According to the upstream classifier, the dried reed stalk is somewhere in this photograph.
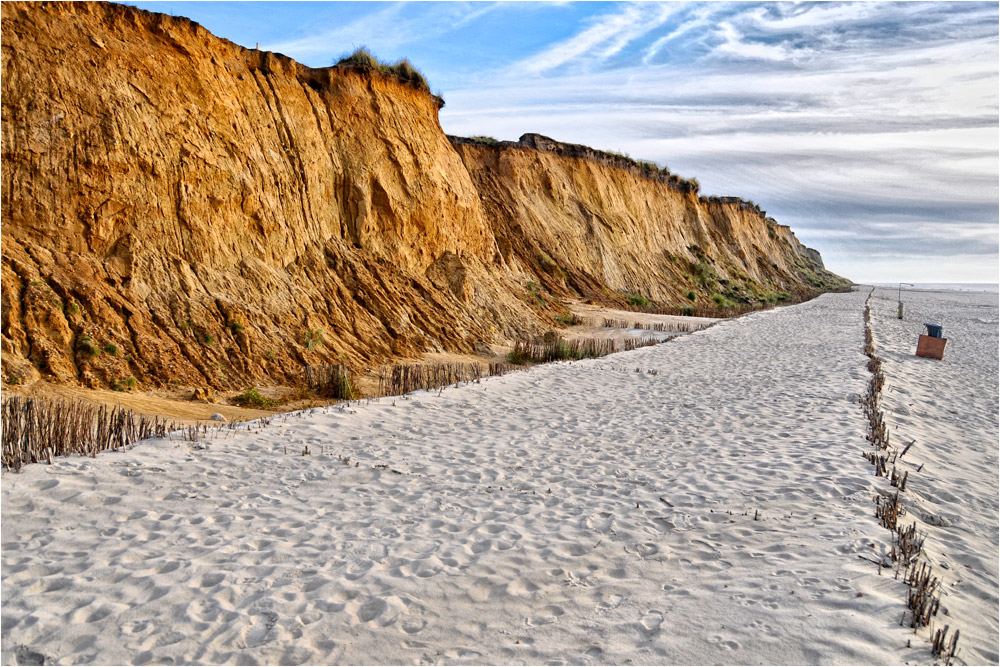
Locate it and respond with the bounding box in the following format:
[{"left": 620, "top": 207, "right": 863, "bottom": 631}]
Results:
[
  {"left": 931, "top": 625, "right": 960, "bottom": 665},
  {"left": 905, "top": 561, "right": 942, "bottom": 628},
  {"left": 875, "top": 490, "right": 904, "bottom": 530}
]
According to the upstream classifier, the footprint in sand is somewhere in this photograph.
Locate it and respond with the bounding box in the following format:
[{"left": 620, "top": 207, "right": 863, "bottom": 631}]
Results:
[
  {"left": 401, "top": 618, "right": 426, "bottom": 634},
  {"left": 710, "top": 635, "right": 740, "bottom": 650},
  {"left": 625, "top": 542, "right": 660, "bottom": 559},
  {"left": 356, "top": 598, "right": 387, "bottom": 623},
  {"left": 584, "top": 512, "right": 615, "bottom": 532},
  {"left": 242, "top": 611, "right": 278, "bottom": 648},
  {"left": 469, "top": 539, "right": 492, "bottom": 554},
  {"left": 640, "top": 610, "right": 664, "bottom": 634},
  {"left": 345, "top": 560, "right": 374, "bottom": 581},
  {"left": 200, "top": 573, "right": 225, "bottom": 588},
  {"left": 527, "top": 605, "right": 565, "bottom": 626},
  {"left": 596, "top": 593, "right": 624, "bottom": 611},
  {"left": 123, "top": 620, "right": 150, "bottom": 635}
]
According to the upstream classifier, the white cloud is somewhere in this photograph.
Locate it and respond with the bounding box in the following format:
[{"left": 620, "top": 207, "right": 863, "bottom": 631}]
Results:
[
  {"left": 642, "top": 4, "right": 719, "bottom": 64},
  {"left": 511, "top": 2, "right": 681, "bottom": 76},
  {"left": 713, "top": 21, "right": 792, "bottom": 61},
  {"left": 748, "top": 3, "right": 877, "bottom": 32}
]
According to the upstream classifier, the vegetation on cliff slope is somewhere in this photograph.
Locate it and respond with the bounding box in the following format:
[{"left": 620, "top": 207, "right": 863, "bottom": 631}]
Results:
[{"left": 334, "top": 47, "right": 443, "bottom": 106}]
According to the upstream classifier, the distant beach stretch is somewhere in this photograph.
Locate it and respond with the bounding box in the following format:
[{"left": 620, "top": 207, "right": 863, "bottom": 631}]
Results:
[{"left": 3, "top": 287, "right": 996, "bottom": 665}]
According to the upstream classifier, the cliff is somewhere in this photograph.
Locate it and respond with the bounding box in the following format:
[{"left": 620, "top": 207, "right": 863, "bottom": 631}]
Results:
[
  {"left": 450, "top": 134, "right": 843, "bottom": 305},
  {"left": 0, "top": 2, "right": 848, "bottom": 391}
]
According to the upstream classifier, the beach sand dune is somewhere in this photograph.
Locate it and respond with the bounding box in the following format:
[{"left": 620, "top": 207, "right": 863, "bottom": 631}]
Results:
[{"left": 3, "top": 289, "right": 996, "bottom": 665}]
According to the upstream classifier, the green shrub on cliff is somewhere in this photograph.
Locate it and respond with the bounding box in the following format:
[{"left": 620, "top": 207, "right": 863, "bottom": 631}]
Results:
[
  {"left": 111, "top": 377, "right": 136, "bottom": 392},
  {"left": 554, "top": 313, "right": 582, "bottom": 327},
  {"left": 233, "top": 388, "right": 275, "bottom": 409},
  {"left": 76, "top": 335, "right": 99, "bottom": 358},
  {"left": 712, "top": 294, "right": 735, "bottom": 308},
  {"left": 304, "top": 328, "right": 325, "bottom": 351},
  {"left": 626, "top": 294, "right": 650, "bottom": 307},
  {"left": 692, "top": 261, "right": 716, "bottom": 288}
]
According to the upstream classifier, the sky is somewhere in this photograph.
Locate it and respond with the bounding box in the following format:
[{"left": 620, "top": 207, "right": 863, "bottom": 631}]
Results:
[{"left": 124, "top": 1, "right": 999, "bottom": 284}]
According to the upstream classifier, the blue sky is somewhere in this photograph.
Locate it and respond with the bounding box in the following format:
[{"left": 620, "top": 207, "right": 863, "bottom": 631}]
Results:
[{"left": 124, "top": 1, "right": 999, "bottom": 284}]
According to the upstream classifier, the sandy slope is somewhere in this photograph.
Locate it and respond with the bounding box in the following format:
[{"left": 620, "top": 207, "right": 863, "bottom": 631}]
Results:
[{"left": 2, "top": 289, "right": 993, "bottom": 665}]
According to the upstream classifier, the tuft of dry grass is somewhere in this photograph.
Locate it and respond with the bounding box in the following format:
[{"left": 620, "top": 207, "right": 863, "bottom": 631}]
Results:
[
  {"left": 601, "top": 318, "right": 698, "bottom": 333},
  {"left": 232, "top": 388, "right": 275, "bottom": 409},
  {"left": 334, "top": 47, "right": 432, "bottom": 94}
]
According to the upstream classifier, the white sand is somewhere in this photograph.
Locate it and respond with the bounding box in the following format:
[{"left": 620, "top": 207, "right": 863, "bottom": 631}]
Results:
[
  {"left": 2, "top": 289, "right": 996, "bottom": 665},
  {"left": 867, "top": 286, "right": 999, "bottom": 665}
]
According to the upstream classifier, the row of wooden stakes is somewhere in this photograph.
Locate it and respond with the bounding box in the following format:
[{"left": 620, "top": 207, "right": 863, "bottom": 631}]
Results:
[
  {"left": 1, "top": 395, "right": 175, "bottom": 472},
  {"left": 862, "top": 290, "right": 960, "bottom": 664}
]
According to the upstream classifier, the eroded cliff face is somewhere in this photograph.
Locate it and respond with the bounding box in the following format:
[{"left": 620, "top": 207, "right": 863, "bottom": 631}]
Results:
[
  {"left": 1, "top": 2, "right": 846, "bottom": 391},
  {"left": 451, "top": 135, "right": 844, "bottom": 306},
  {"left": 0, "top": 1, "right": 535, "bottom": 390}
]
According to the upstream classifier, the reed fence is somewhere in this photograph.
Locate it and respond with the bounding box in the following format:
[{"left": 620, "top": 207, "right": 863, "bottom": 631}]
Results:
[
  {"left": 2, "top": 395, "right": 174, "bottom": 472},
  {"left": 376, "top": 362, "right": 511, "bottom": 397},
  {"left": 305, "top": 363, "right": 355, "bottom": 399},
  {"left": 601, "top": 318, "right": 699, "bottom": 333}
]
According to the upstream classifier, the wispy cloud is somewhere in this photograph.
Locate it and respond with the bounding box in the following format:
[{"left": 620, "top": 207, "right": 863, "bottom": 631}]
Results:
[
  {"left": 642, "top": 4, "right": 719, "bottom": 64},
  {"left": 264, "top": 2, "right": 502, "bottom": 61},
  {"left": 510, "top": 2, "right": 680, "bottom": 76},
  {"left": 748, "top": 2, "right": 879, "bottom": 32}
]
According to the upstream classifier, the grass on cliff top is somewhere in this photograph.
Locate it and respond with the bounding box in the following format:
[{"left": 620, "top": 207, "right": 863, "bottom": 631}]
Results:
[
  {"left": 334, "top": 47, "right": 437, "bottom": 99},
  {"left": 578, "top": 147, "right": 700, "bottom": 193}
]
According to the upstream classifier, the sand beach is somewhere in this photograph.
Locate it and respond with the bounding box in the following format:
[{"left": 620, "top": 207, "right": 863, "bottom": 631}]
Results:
[{"left": 2, "top": 288, "right": 997, "bottom": 665}]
